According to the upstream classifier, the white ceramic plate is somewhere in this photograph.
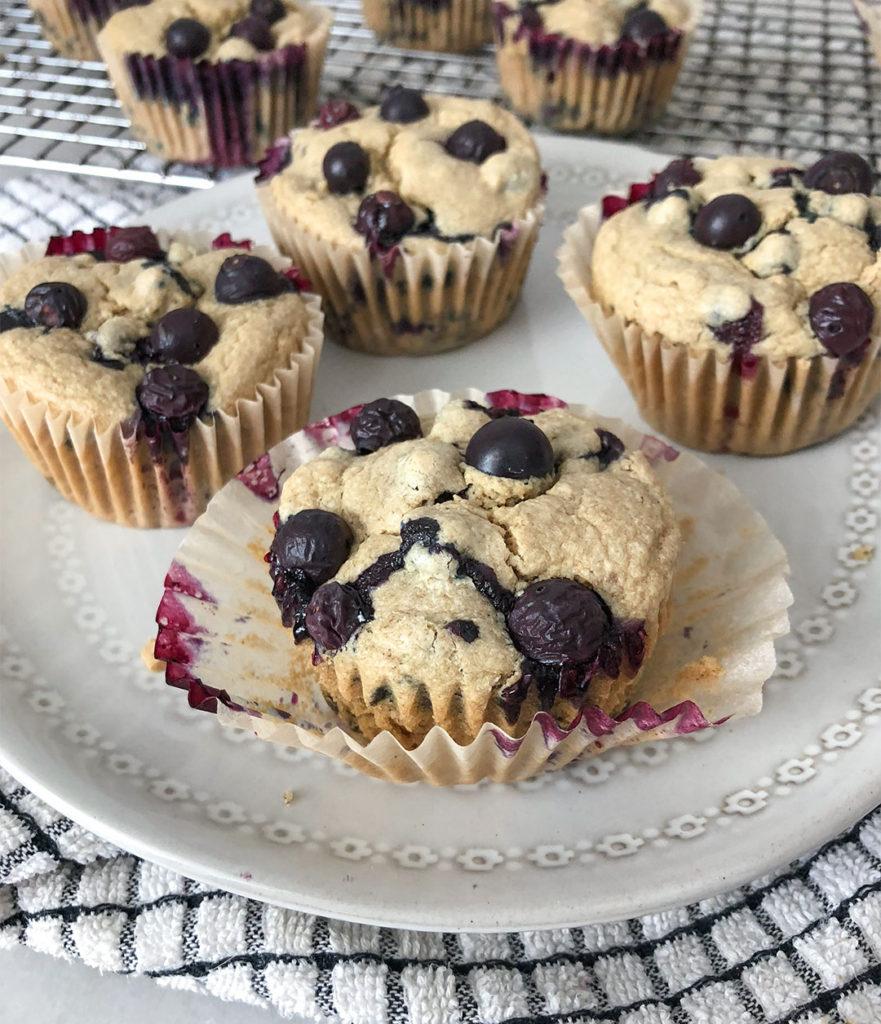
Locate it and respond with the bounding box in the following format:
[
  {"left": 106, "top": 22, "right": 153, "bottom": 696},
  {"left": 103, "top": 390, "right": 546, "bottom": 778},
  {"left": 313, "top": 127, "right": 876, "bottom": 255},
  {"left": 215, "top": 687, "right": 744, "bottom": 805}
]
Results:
[{"left": 1, "top": 137, "right": 879, "bottom": 933}]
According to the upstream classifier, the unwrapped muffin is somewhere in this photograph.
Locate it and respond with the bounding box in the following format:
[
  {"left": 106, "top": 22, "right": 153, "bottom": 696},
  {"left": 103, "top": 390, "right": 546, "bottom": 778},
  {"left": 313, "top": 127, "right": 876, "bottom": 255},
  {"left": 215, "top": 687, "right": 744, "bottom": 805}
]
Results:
[
  {"left": 27, "top": 0, "right": 148, "bottom": 61},
  {"left": 559, "top": 151, "right": 881, "bottom": 454},
  {"left": 491, "top": 0, "right": 699, "bottom": 134},
  {"left": 256, "top": 87, "right": 545, "bottom": 354},
  {"left": 97, "top": 0, "right": 333, "bottom": 167},
  {"left": 0, "top": 226, "right": 323, "bottom": 527},
  {"left": 267, "top": 394, "right": 680, "bottom": 747},
  {"left": 360, "top": 0, "right": 492, "bottom": 53}
]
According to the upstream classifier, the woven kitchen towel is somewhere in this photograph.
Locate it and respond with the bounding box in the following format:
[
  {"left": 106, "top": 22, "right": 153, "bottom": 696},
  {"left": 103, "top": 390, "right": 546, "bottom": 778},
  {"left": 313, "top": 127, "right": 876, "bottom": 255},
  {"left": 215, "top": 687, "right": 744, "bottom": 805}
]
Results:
[{"left": 2, "top": 767, "right": 881, "bottom": 1024}]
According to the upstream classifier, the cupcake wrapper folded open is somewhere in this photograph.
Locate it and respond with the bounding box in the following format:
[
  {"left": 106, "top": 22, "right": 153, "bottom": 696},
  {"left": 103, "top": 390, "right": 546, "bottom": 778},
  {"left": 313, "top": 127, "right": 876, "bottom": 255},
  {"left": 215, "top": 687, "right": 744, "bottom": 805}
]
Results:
[
  {"left": 155, "top": 388, "right": 792, "bottom": 785},
  {"left": 557, "top": 202, "right": 881, "bottom": 455},
  {"left": 361, "top": 0, "right": 493, "bottom": 53},
  {"left": 0, "top": 230, "right": 324, "bottom": 528}
]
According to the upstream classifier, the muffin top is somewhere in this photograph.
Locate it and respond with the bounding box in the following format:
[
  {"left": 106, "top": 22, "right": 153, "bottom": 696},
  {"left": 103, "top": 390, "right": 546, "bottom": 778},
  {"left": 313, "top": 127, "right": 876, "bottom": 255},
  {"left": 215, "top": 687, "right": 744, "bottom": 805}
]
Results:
[
  {"left": 258, "top": 88, "right": 543, "bottom": 249},
  {"left": 591, "top": 151, "right": 881, "bottom": 363},
  {"left": 268, "top": 395, "right": 680, "bottom": 737},
  {"left": 498, "top": 0, "right": 689, "bottom": 45},
  {"left": 99, "top": 0, "right": 327, "bottom": 62},
  {"left": 0, "top": 227, "right": 313, "bottom": 430}
]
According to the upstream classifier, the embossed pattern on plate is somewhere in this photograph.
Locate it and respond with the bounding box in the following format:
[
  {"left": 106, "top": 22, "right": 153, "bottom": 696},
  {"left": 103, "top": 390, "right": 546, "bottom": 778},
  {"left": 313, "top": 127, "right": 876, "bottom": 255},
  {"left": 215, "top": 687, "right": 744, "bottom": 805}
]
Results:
[{"left": 0, "top": 137, "right": 878, "bottom": 931}]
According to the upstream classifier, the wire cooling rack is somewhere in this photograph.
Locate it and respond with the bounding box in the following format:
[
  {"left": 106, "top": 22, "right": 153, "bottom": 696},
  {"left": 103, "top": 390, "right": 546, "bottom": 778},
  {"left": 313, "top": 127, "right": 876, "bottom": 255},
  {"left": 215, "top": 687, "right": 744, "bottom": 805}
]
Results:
[{"left": 0, "top": 0, "right": 878, "bottom": 240}]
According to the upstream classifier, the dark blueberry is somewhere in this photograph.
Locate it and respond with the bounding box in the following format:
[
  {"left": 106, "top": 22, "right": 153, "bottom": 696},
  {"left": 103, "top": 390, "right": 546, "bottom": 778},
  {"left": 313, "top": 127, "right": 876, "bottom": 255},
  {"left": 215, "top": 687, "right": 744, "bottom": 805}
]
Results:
[
  {"left": 594, "top": 428, "right": 625, "bottom": 469},
  {"left": 507, "top": 578, "right": 609, "bottom": 665},
  {"left": 249, "top": 0, "right": 285, "bottom": 23},
  {"left": 711, "top": 299, "right": 764, "bottom": 354},
  {"left": 0, "top": 307, "right": 32, "bottom": 332},
  {"left": 24, "top": 282, "right": 87, "bottom": 329},
  {"left": 803, "top": 151, "right": 874, "bottom": 196},
  {"left": 444, "top": 121, "right": 507, "bottom": 164},
  {"left": 271, "top": 509, "right": 354, "bottom": 584},
  {"left": 350, "top": 398, "right": 422, "bottom": 454},
  {"left": 446, "top": 619, "right": 479, "bottom": 643},
  {"left": 314, "top": 98, "right": 361, "bottom": 129},
  {"left": 650, "top": 157, "right": 701, "bottom": 199},
  {"left": 229, "top": 15, "right": 275, "bottom": 50},
  {"left": 104, "top": 226, "right": 163, "bottom": 263},
  {"left": 465, "top": 417, "right": 553, "bottom": 480},
  {"left": 305, "top": 582, "right": 369, "bottom": 650},
  {"left": 141, "top": 308, "right": 219, "bottom": 364},
  {"left": 769, "top": 167, "right": 801, "bottom": 189},
  {"left": 322, "top": 141, "right": 370, "bottom": 195},
  {"left": 865, "top": 218, "right": 881, "bottom": 253},
  {"left": 165, "top": 17, "right": 211, "bottom": 59},
  {"left": 214, "top": 254, "right": 292, "bottom": 304},
  {"left": 621, "top": 5, "right": 668, "bottom": 42},
  {"left": 136, "top": 364, "right": 209, "bottom": 421},
  {"left": 693, "top": 194, "right": 762, "bottom": 249},
  {"left": 519, "top": 3, "right": 543, "bottom": 29},
  {"left": 808, "top": 283, "right": 874, "bottom": 357},
  {"left": 354, "top": 191, "right": 415, "bottom": 249},
  {"left": 379, "top": 85, "right": 429, "bottom": 124}
]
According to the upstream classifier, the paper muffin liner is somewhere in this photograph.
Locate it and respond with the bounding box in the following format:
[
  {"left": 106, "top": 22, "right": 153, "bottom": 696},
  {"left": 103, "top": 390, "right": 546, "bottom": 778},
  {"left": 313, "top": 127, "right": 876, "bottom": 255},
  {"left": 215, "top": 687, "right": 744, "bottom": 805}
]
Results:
[
  {"left": 98, "top": 6, "right": 333, "bottom": 167},
  {"left": 360, "top": 0, "right": 492, "bottom": 53},
  {"left": 27, "top": 0, "right": 107, "bottom": 60},
  {"left": 557, "top": 201, "right": 881, "bottom": 455},
  {"left": 258, "top": 177, "right": 545, "bottom": 355},
  {"left": 854, "top": 1, "right": 881, "bottom": 67},
  {"left": 0, "top": 229, "right": 324, "bottom": 528},
  {"left": 155, "top": 387, "right": 791, "bottom": 786},
  {"left": 491, "top": 0, "right": 700, "bottom": 134}
]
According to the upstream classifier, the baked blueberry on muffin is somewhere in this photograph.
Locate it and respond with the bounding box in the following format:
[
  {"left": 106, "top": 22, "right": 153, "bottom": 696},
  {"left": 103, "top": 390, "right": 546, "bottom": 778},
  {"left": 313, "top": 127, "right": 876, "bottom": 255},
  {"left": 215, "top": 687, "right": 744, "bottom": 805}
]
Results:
[
  {"left": 256, "top": 87, "right": 545, "bottom": 354},
  {"left": 360, "top": 0, "right": 492, "bottom": 53},
  {"left": 567, "top": 151, "right": 881, "bottom": 454},
  {"left": 0, "top": 226, "right": 322, "bottom": 526},
  {"left": 492, "top": 0, "right": 698, "bottom": 134},
  {"left": 27, "top": 0, "right": 150, "bottom": 61},
  {"left": 97, "top": 0, "right": 333, "bottom": 167},
  {"left": 267, "top": 394, "right": 680, "bottom": 747}
]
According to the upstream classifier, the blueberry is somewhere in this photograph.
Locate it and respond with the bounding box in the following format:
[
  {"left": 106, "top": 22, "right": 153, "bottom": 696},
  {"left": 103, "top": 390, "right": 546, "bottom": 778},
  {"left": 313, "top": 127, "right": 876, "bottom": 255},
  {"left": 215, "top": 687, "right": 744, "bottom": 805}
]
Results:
[
  {"left": 0, "top": 307, "right": 34, "bottom": 332},
  {"left": 24, "top": 282, "right": 87, "bottom": 329},
  {"left": 693, "top": 194, "right": 762, "bottom": 249},
  {"left": 249, "top": 0, "right": 285, "bottom": 23},
  {"left": 444, "top": 121, "right": 507, "bottom": 164},
  {"left": 446, "top": 619, "right": 479, "bottom": 642},
  {"left": 621, "top": 5, "right": 668, "bottom": 42},
  {"left": 214, "top": 254, "right": 292, "bottom": 304},
  {"left": 271, "top": 509, "right": 354, "bottom": 584},
  {"left": 305, "top": 582, "right": 369, "bottom": 649},
  {"left": 140, "top": 308, "right": 219, "bottom": 364},
  {"left": 808, "top": 283, "right": 874, "bottom": 356},
  {"left": 769, "top": 167, "right": 801, "bottom": 189},
  {"left": 322, "top": 141, "right": 370, "bottom": 195},
  {"left": 379, "top": 85, "right": 429, "bottom": 124},
  {"left": 104, "top": 226, "right": 163, "bottom": 263},
  {"left": 315, "top": 98, "right": 361, "bottom": 129},
  {"left": 650, "top": 157, "right": 701, "bottom": 199},
  {"left": 354, "top": 192, "right": 415, "bottom": 249},
  {"left": 229, "top": 15, "right": 275, "bottom": 50},
  {"left": 136, "top": 364, "right": 209, "bottom": 421},
  {"left": 594, "top": 428, "right": 625, "bottom": 469},
  {"left": 350, "top": 398, "right": 422, "bottom": 454},
  {"left": 518, "top": 3, "right": 543, "bottom": 29},
  {"left": 165, "top": 17, "right": 211, "bottom": 59},
  {"left": 465, "top": 417, "right": 553, "bottom": 480},
  {"left": 507, "top": 578, "right": 609, "bottom": 665},
  {"left": 803, "top": 151, "right": 874, "bottom": 195}
]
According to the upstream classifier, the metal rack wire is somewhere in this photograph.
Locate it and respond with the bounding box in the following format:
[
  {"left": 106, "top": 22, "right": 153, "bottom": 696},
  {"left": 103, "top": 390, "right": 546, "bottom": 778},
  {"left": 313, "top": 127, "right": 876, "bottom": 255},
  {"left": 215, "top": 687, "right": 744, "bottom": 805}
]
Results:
[{"left": 0, "top": 0, "right": 878, "bottom": 239}]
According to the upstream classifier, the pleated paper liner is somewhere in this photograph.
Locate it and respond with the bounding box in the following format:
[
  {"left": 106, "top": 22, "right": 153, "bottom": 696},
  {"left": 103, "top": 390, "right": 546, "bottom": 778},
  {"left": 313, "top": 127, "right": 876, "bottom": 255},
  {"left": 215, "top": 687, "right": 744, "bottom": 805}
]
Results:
[
  {"left": 155, "top": 388, "right": 792, "bottom": 786},
  {"left": 491, "top": 0, "right": 701, "bottom": 134},
  {"left": 257, "top": 183, "right": 545, "bottom": 355},
  {"left": 361, "top": 0, "right": 493, "bottom": 53},
  {"left": 98, "top": 5, "right": 333, "bottom": 167},
  {"left": 27, "top": 0, "right": 104, "bottom": 60},
  {"left": 0, "top": 230, "right": 324, "bottom": 528},
  {"left": 557, "top": 202, "right": 881, "bottom": 455}
]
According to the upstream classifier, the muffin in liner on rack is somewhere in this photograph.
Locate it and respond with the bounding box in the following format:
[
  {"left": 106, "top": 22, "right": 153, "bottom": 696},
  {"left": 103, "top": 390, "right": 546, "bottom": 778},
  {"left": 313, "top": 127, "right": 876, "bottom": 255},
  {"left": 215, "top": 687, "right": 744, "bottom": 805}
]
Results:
[
  {"left": 97, "top": 0, "right": 333, "bottom": 167},
  {"left": 0, "top": 226, "right": 323, "bottom": 527},
  {"left": 360, "top": 0, "right": 492, "bottom": 53},
  {"left": 154, "top": 389, "right": 791, "bottom": 786},
  {"left": 491, "top": 0, "right": 701, "bottom": 134},
  {"left": 854, "top": 0, "right": 881, "bottom": 68},
  {"left": 256, "top": 87, "right": 545, "bottom": 355},
  {"left": 558, "top": 152, "right": 881, "bottom": 455},
  {"left": 27, "top": 0, "right": 141, "bottom": 61}
]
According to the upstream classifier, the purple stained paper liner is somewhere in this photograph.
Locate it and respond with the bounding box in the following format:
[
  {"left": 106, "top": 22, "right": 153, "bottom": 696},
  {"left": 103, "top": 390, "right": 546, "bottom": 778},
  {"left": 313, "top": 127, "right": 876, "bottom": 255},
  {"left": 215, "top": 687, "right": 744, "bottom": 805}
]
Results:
[
  {"left": 360, "top": 0, "right": 493, "bottom": 54},
  {"left": 154, "top": 388, "right": 791, "bottom": 785},
  {"left": 27, "top": 0, "right": 134, "bottom": 61}
]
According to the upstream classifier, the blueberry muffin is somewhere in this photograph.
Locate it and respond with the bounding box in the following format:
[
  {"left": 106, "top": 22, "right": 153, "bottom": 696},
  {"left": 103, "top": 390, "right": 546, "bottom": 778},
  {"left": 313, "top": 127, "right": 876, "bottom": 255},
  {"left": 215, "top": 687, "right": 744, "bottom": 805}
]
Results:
[
  {"left": 256, "top": 87, "right": 545, "bottom": 354},
  {"left": 0, "top": 226, "right": 322, "bottom": 526},
  {"left": 267, "top": 394, "right": 680, "bottom": 747},
  {"left": 854, "top": 0, "right": 881, "bottom": 68},
  {"left": 360, "top": 0, "right": 492, "bottom": 53},
  {"left": 492, "top": 0, "right": 699, "bottom": 134},
  {"left": 97, "top": 0, "right": 333, "bottom": 167},
  {"left": 27, "top": 0, "right": 149, "bottom": 61},
  {"left": 558, "top": 151, "right": 881, "bottom": 454}
]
